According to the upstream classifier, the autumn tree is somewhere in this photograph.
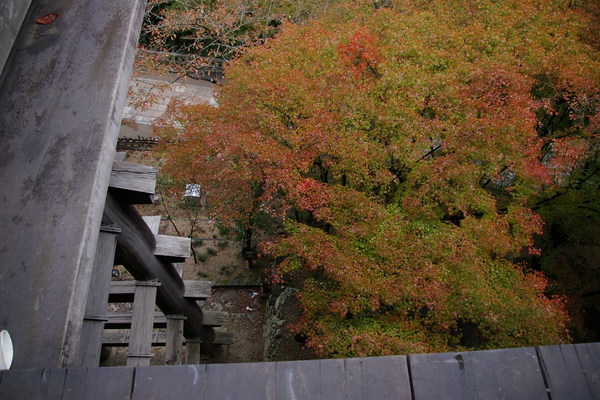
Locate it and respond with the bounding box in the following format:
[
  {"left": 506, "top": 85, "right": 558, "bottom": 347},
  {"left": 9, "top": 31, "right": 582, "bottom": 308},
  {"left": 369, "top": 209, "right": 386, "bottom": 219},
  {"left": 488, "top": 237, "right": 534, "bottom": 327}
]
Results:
[
  {"left": 160, "top": 0, "right": 599, "bottom": 356},
  {"left": 137, "top": 0, "right": 339, "bottom": 78}
]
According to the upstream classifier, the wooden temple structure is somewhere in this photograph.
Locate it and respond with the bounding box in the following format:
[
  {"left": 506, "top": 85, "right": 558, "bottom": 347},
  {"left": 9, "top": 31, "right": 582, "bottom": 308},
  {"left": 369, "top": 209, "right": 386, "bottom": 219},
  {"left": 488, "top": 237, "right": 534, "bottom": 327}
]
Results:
[{"left": 0, "top": 0, "right": 599, "bottom": 399}]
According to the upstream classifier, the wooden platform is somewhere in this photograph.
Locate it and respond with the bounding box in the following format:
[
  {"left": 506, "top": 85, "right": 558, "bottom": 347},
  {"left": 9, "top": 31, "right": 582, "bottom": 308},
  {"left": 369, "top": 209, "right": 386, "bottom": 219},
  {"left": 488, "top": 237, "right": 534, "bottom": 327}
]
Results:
[{"left": 0, "top": 343, "right": 598, "bottom": 399}]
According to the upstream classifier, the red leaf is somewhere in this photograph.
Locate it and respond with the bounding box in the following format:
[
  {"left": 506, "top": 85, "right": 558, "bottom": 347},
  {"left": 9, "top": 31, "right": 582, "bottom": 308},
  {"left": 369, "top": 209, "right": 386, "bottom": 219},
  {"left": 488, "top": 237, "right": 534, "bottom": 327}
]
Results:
[{"left": 36, "top": 13, "right": 58, "bottom": 25}]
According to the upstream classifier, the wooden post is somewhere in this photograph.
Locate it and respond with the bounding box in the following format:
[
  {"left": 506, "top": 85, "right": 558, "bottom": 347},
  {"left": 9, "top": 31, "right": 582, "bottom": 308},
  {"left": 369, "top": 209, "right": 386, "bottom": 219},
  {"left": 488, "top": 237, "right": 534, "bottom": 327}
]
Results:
[
  {"left": 76, "top": 225, "right": 121, "bottom": 367},
  {"left": 165, "top": 315, "right": 187, "bottom": 365},
  {"left": 186, "top": 338, "right": 202, "bottom": 365},
  {"left": 127, "top": 281, "right": 161, "bottom": 367}
]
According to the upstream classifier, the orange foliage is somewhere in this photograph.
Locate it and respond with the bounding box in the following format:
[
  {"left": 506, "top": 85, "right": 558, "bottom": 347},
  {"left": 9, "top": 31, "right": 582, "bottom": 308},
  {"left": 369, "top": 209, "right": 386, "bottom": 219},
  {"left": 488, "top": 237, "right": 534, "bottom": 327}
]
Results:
[{"left": 159, "top": 0, "right": 600, "bottom": 356}]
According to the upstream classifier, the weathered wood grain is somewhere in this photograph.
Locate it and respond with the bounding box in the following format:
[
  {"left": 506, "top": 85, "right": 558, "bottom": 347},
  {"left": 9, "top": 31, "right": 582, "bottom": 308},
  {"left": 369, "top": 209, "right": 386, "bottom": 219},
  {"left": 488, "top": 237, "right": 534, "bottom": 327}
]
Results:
[
  {"left": 276, "top": 360, "right": 320, "bottom": 399},
  {"left": 132, "top": 365, "right": 206, "bottom": 399},
  {"left": 104, "top": 192, "right": 215, "bottom": 348},
  {"left": 186, "top": 338, "right": 202, "bottom": 365},
  {"left": 318, "top": 359, "right": 346, "bottom": 400},
  {"left": 410, "top": 352, "right": 477, "bottom": 400},
  {"left": 108, "top": 279, "right": 212, "bottom": 302},
  {"left": 106, "top": 310, "right": 225, "bottom": 328},
  {"left": 204, "top": 362, "right": 276, "bottom": 400},
  {"left": 361, "top": 356, "right": 411, "bottom": 400},
  {"left": 61, "top": 368, "right": 88, "bottom": 400},
  {"left": 0, "top": 369, "right": 51, "bottom": 399},
  {"left": 341, "top": 358, "right": 365, "bottom": 400},
  {"left": 155, "top": 234, "right": 191, "bottom": 261},
  {"left": 468, "top": 347, "right": 547, "bottom": 400},
  {"left": 110, "top": 161, "right": 157, "bottom": 204},
  {"left": 70, "top": 367, "right": 134, "bottom": 400},
  {"left": 184, "top": 280, "right": 213, "bottom": 299},
  {"left": 166, "top": 315, "right": 186, "bottom": 365},
  {"left": 1, "top": 344, "right": 599, "bottom": 399},
  {"left": 0, "top": 0, "right": 146, "bottom": 369},
  {"left": 127, "top": 281, "right": 160, "bottom": 367},
  {"left": 103, "top": 329, "right": 233, "bottom": 346},
  {"left": 537, "top": 344, "right": 595, "bottom": 400},
  {"left": 573, "top": 342, "right": 600, "bottom": 398},
  {"left": 76, "top": 227, "right": 119, "bottom": 367},
  {"left": 213, "top": 329, "right": 234, "bottom": 345},
  {"left": 45, "top": 368, "right": 69, "bottom": 399}
]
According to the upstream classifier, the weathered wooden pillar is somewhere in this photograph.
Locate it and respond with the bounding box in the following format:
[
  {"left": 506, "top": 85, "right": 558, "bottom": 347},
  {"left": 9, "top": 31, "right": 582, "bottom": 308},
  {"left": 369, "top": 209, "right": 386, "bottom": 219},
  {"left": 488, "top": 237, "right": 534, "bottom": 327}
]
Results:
[
  {"left": 76, "top": 225, "right": 121, "bottom": 367},
  {"left": 186, "top": 338, "right": 202, "bottom": 365},
  {"left": 0, "top": 0, "right": 147, "bottom": 369},
  {"left": 126, "top": 280, "right": 161, "bottom": 367},
  {"left": 165, "top": 314, "right": 186, "bottom": 365}
]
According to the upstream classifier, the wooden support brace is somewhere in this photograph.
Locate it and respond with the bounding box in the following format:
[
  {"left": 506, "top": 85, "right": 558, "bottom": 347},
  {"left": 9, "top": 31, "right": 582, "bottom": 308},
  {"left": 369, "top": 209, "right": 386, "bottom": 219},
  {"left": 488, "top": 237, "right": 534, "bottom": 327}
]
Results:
[
  {"left": 183, "top": 280, "right": 213, "bottom": 300},
  {"left": 126, "top": 281, "right": 161, "bottom": 367},
  {"left": 103, "top": 329, "right": 233, "bottom": 347},
  {"left": 103, "top": 192, "right": 216, "bottom": 350},
  {"left": 165, "top": 315, "right": 186, "bottom": 365},
  {"left": 76, "top": 225, "right": 121, "bottom": 367},
  {"left": 108, "top": 280, "right": 212, "bottom": 302},
  {"left": 106, "top": 310, "right": 225, "bottom": 328},
  {"left": 142, "top": 216, "right": 191, "bottom": 263},
  {"left": 154, "top": 234, "right": 191, "bottom": 262},
  {"left": 110, "top": 161, "right": 157, "bottom": 204}
]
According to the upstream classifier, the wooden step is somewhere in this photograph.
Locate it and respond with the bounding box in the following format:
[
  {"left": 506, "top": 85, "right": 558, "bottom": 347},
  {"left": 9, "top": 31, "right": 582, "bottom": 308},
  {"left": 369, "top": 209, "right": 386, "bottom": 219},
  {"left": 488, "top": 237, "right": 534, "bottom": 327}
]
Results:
[
  {"left": 155, "top": 234, "right": 191, "bottom": 262},
  {"left": 103, "top": 328, "right": 233, "bottom": 346},
  {"left": 183, "top": 280, "right": 213, "bottom": 299},
  {"left": 109, "top": 161, "right": 157, "bottom": 204},
  {"left": 109, "top": 280, "right": 212, "bottom": 302},
  {"left": 105, "top": 311, "right": 226, "bottom": 329},
  {"left": 141, "top": 216, "right": 191, "bottom": 263}
]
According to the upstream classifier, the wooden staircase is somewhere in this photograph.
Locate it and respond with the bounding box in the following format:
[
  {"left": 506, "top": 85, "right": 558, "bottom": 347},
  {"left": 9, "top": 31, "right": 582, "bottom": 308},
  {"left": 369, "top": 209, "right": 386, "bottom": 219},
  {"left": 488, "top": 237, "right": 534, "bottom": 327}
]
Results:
[{"left": 95, "top": 159, "right": 233, "bottom": 366}]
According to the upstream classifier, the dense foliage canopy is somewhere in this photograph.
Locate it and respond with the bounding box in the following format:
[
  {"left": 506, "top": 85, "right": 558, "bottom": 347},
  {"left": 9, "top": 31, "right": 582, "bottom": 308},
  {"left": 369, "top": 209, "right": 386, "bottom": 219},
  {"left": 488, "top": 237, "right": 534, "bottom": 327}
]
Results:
[
  {"left": 138, "top": 0, "right": 337, "bottom": 76},
  {"left": 160, "top": 0, "right": 599, "bottom": 356}
]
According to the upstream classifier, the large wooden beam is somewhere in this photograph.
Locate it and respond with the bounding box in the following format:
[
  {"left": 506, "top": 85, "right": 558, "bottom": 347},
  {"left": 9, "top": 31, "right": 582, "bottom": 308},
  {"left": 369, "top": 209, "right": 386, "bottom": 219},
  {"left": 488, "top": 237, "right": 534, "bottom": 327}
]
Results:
[
  {"left": 0, "top": 0, "right": 147, "bottom": 369},
  {"left": 103, "top": 191, "right": 215, "bottom": 346}
]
